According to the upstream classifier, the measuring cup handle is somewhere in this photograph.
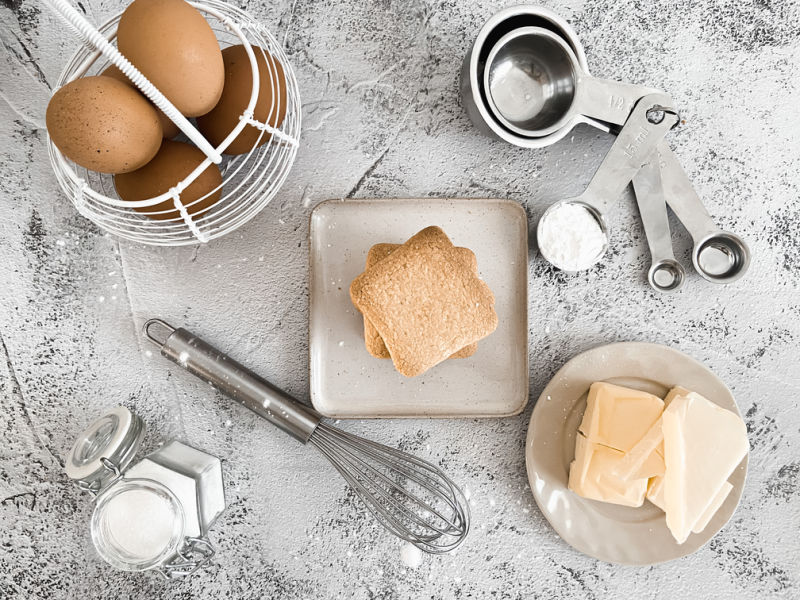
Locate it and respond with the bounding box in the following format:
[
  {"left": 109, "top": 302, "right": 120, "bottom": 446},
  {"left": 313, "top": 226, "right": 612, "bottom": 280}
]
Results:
[
  {"left": 656, "top": 142, "right": 719, "bottom": 240},
  {"left": 575, "top": 77, "right": 659, "bottom": 127},
  {"left": 581, "top": 93, "right": 678, "bottom": 214}
]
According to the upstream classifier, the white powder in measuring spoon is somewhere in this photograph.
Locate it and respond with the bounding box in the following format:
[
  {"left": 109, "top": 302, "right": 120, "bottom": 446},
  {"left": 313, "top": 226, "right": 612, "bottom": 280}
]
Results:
[
  {"left": 538, "top": 202, "right": 607, "bottom": 271},
  {"left": 103, "top": 488, "right": 176, "bottom": 561}
]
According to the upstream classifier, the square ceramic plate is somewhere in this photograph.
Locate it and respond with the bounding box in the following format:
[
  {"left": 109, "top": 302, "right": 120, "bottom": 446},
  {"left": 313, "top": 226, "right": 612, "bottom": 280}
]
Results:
[
  {"left": 525, "top": 342, "right": 748, "bottom": 565},
  {"left": 309, "top": 198, "right": 529, "bottom": 418}
]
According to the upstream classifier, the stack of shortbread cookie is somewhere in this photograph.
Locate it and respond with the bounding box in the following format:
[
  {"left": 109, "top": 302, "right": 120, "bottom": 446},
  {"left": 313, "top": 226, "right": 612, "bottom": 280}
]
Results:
[{"left": 350, "top": 226, "right": 498, "bottom": 377}]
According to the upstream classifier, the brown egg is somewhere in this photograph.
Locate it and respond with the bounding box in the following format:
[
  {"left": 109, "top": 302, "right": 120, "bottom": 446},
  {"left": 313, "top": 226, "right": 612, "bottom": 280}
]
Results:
[
  {"left": 117, "top": 0, "right": 224, "bottom": 117},
  {"left": 101, "top": 65, "right": 180, "bottom": 138},
  {"left": 114, "top": 140, "right": 222, "bottom": 221},
  {"left": 46, "top": 75, "right": 162, "bottom": 173},
  {"left": 197, "top": 44, "right": 287, "bottom": 155}
]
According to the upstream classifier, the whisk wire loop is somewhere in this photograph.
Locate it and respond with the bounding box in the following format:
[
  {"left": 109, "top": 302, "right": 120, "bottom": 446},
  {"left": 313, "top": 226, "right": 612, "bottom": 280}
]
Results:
[
  {"left": 311, "top": 434, "right": 448, "bottom": 538},
  {"left": 310, "top": 423, "right": 470, "bottom": 554},
  {"left": 325, "top": 433, "right": 465, "bottom": 531}
]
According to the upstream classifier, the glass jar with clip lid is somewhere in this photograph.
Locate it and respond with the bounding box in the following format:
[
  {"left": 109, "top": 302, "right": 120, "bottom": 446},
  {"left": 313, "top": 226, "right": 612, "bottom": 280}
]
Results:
[{"left": 65, "top": 406, "right": 226, "bottom": 579}]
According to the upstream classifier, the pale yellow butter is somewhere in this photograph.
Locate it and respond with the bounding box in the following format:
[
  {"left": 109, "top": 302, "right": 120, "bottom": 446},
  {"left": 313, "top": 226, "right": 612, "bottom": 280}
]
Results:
[
  {"left": 568, "top": 433, "right": 647, "bottom": 507},
  {"left": 663, "top": 385, "right": 691, "bottom": 406},
  {"left": 663, "top": 392, "right": 749, "bottom": 544},
  {"left": 692, "top": 481, "right": 733, "bottom": 534},
  {"left": 612, "top": 417, "right": 665, "bottom": 481},
  {"left": 646, "top": 475, "right": 666, "bottom": 510},
  {"left": 578, "top": 382, "right": 664, "bottom": 453},
  {"left": 612, "top": 385, "right": 691, "bottom": 482}
]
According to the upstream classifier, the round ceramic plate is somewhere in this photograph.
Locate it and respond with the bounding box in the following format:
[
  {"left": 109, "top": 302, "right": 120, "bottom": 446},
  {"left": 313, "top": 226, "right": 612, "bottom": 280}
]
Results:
[{"left": 525, "top": 342, "right": 748, "bottom": 565}]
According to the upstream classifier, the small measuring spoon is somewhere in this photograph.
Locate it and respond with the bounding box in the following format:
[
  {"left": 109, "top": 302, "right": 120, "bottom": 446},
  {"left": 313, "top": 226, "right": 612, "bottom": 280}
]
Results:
[
  {"left": 655, "top": 142, "right": 751, "bottom": 283},
  {"left": 537, "top": 93, "right": 679, "bottom": 271},
  {"left": 632, "top": 159, "right": 686, "bottom": 292},
  {"left": 484, "top": 26, "right": 656, "bottom": 137}
]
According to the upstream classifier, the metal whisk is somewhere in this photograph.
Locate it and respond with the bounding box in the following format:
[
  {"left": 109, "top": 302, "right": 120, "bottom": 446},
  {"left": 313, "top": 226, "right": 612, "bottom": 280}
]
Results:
[{"left": 144, "top": 319, "right": 469, "bottom": 553}]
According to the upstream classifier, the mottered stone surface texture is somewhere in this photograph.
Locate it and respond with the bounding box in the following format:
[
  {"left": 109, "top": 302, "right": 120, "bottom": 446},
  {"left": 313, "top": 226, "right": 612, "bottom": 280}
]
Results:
[{"left": 1, "top": 0, "right": 798, "bottom": 597}]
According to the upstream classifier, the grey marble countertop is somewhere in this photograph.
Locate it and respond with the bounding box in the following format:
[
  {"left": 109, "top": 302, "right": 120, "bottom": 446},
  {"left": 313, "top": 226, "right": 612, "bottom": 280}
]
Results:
[{"left": 1, "top": 0, "right": 798, "bottom": 597}]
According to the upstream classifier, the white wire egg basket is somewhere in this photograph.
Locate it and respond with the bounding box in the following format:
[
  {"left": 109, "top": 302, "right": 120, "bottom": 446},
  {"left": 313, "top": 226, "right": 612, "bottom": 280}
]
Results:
[{"left": 46, "top": 0, "right": 301, "bottom": 246}]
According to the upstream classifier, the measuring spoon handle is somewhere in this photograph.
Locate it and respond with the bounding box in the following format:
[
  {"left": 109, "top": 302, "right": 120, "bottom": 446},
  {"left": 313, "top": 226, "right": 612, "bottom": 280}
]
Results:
[
  {"left": 656, "top": 141, "right": 719, "bottom": 241},
  {"left": 580, "top": 93, "right": 677, "bottom": 214},
  {"left": 575, "top": 76, "right": 659, "bottom": 127},
  {"left": 632, "top": 158, "right": 676, "bottom": 262}
]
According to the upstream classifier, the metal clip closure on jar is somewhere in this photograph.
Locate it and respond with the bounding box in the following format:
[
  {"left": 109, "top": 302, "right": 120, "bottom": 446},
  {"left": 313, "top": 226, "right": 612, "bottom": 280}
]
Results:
[{"left": 65, "top": 406, "right": 225, "bottom": 579}]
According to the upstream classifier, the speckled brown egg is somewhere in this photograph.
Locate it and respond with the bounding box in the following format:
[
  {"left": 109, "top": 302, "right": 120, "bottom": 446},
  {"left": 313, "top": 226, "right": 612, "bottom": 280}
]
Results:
[
  {"left": 101, "top": 65, "right": 180, "bottom": 139},
  {"left": 197, "top": 44, "right": 287, "bottom": 155},
  {"left": 114, "top": 139, "right": 222, "bottom": 221},
  {"left": 46, "top": 75, "right": 162, "bottom": 173},
  {"left": 117, "top": 0, "right": 224, "bottom": 117}
]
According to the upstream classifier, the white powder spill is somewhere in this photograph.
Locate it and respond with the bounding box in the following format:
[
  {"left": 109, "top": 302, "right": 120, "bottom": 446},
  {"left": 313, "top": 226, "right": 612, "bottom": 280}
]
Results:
[
  {"left": 538, "top": 203, "right": 607, "bottom": 271},
  {"left": 103, "top": 489, "right": 175, "bottom": 560},
  {"left": 400, "top": 543, "right": 423, "bottom": 569}
]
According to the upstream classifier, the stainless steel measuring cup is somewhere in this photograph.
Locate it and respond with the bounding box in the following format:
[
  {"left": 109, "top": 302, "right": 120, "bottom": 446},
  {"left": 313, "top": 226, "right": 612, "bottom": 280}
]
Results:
[
  {"left": 483, "top": 26, "right": 654, "bottom": 137},
  {"left": 655, "top": 142, "right": 751, "bottom": 283},
  {"left": 536, "top": 93, "right": 678, "bottom": 271},
  {"left": 460, "top": 5, "right": 614, "bottom": 148},
  {"left": 632, "top": 159, "right": 686, "bottom": 292}
]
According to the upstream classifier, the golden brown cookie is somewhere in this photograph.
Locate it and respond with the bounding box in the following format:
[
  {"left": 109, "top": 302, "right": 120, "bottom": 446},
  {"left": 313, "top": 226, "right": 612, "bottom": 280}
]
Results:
[
  {"left": 363, "top": 243, "right": 478, "bottom": 360},
  {"left": 350, "top": 226, "right": 498, "bottom": 377}
]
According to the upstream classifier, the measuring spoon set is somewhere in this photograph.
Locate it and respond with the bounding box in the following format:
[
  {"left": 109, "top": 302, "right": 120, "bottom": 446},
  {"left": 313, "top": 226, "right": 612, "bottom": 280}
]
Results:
[{"left": 461, "top": 5, "right": 750, "bottom": 291}]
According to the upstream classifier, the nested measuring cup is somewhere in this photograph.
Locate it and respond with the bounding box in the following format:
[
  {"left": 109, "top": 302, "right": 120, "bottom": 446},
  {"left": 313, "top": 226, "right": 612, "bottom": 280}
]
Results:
[
  {"left": 483, "top": 26, "right": 654, "bottom": 137},
  {"left": 460, "top": 4, "right": 616, "bottom": 148}
]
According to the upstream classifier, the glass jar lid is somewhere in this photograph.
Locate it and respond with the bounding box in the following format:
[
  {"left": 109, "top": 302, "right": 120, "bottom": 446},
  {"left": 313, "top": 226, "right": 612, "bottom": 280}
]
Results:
[
  {"left": 91, "top": 478, "right": 185, "bottom": 571},
  {"left": 65, "top": 406, "right": 146, "bottom": 493}
]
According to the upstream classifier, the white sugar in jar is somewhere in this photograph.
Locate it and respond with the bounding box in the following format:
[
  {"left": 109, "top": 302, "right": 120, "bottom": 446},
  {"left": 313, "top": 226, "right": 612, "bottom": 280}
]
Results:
[
  {"left": 65, "top": 406, "right": 225, "bottom": 579},
  {"left": 91, "top": 480, "right": 184, "bottom": 571}
]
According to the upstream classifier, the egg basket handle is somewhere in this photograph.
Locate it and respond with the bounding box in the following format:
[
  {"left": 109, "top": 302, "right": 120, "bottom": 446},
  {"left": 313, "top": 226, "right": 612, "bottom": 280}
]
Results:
[{"left": 43, "top": 0, "right": 223, "bottom": 164}]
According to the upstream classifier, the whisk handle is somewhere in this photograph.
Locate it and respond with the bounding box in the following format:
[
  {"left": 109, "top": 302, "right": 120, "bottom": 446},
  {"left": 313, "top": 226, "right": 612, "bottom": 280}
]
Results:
[{"left": 144, "top": 319, "right": 321, "bottom": 443}]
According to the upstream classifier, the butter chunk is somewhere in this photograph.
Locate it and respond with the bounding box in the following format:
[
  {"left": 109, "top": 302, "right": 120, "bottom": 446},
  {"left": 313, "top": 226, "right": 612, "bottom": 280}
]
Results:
[
  {"left": 633, "top": 446, "right": 666, "bottom": 480},
  {"left": 663, "top": 392, "right": 749, "bottom": 544},
  {"left": 692, "top": 481, "right": 733, "bottom": 534},
  {"left": 612, "top": 417, "right": 665, "bottom": 481},
  {"left": 663, "top": 385, "right": 691, "bottom": 407},
  {"left": 568, "top": 433, "right": 647, "bottom": 507},
  {"left": 646, "top": 475, "right": 666, "bottom": 511},
  {"left": 579, "top": 382, "right": 664, "bottom": 452},
  {"left": 612, "top": 386, "right": 690, "bottom": 481}
]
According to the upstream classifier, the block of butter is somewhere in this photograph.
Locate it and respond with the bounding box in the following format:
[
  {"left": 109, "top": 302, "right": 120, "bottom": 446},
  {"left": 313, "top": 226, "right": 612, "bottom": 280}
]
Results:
[
  {"left": 649, "top": 475, "right": 733, "bottom": 535},
  {"left": 646, "top": 475, "right": 666, "bottom": 510},
  {"left": 662, "top": 392, "right": 749, "bottom": 544},
  {"left": 578, "top": 382, "right": 664, "bottom": 452},
  {"left": 568, "top": 433, "right": 647, "bottom": 506},
  {"left": 612, "top": 385, "right": 690, "bottom": 482},
  {"left": 568, "top": 382, "right": 663, "bottom": 507}
]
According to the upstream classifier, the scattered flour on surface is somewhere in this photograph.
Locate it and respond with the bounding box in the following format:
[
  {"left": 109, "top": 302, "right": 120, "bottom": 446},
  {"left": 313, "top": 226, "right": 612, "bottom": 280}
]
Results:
[{"left": 400, "top": 543, "right": 423, "bottom": 569}]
